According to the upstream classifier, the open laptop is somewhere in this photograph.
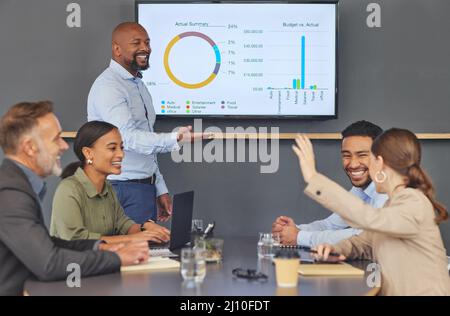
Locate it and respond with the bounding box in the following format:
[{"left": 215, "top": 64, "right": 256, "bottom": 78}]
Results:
[{"left": 149, "top": 191, "right": 194, "bottom": 257}]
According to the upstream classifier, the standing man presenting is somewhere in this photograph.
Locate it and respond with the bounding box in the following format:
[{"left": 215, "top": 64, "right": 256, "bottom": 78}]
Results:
[{"left": 88, "top": 22, "right": 200, "bottom": 225}]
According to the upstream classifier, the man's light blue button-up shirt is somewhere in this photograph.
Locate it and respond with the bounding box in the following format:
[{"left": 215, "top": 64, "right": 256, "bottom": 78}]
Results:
[
  {"left": 296, "top": 181, "right": 388, "bottom": 247},
  {"left": 87, "top": 60, "right": 179, "bottom": 196}
]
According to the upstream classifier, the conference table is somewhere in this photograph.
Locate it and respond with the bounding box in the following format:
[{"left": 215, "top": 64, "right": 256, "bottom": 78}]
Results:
[{"left": 25, "top": 236, "right": 380, "bottom": 296}]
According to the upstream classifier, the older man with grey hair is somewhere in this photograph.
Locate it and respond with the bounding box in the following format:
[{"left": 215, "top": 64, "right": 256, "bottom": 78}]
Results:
[{"left": 0, "top": 101, "right": 149, "bottom": 296}]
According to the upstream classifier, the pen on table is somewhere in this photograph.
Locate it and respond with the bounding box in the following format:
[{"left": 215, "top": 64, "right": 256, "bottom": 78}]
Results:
[{"left": 202, "top": 221, "right": 215, "bottom": 239}]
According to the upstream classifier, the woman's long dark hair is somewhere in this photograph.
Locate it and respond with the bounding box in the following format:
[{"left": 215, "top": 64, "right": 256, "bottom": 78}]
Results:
[
  {"left": 372, "top": 128, "right": 448, "bottom": 224},
  {"left": 61, "top": 121, "right": 118, "bottom": 179}
]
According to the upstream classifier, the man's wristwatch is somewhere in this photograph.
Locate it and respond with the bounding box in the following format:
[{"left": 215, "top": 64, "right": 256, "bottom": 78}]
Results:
[{"left": 140, "top": 219, "right": 155, "bottom": 231}]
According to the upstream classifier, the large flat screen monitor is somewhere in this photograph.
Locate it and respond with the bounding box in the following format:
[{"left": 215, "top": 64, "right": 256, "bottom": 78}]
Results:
[{"left": 136, "top": 1, "right": 338, "bottom": 118}]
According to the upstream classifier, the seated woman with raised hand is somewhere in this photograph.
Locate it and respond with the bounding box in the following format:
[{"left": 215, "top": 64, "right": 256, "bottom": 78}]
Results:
[
  {"left": 50, "top": 121, "right": 170, "bottom": 244},
  {"left": 292, "top": 128, "right": 450, "bottom": 296}
]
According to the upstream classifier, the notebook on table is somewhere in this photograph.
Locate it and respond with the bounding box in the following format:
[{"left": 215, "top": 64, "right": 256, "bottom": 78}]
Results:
[
  {"left": 121, "top": 256, "right": 180, "bottom": 272},
  {"left": 298, "top": 262, "right": 364, "bottom": 276}
]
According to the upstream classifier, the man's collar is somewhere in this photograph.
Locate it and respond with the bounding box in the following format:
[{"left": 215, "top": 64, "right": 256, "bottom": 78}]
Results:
[
  {"left": 363, "top": 181, "right": 377, "bottom": 199},
  {"left": 350, "top": 181, "right": 377, "bottom": 200},
  {"left": 109, "top": 59, "right": 142, "bottom": 80},
  {"left": 74, "top": 167, "right": 108, "bottom": 198},
  {"left": 10, "top": 159, "right": 46, "bottom": 200}
]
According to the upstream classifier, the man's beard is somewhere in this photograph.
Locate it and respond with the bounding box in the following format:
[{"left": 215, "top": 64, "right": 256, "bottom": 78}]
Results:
[
  {"left": 345, "top": 169, "right": 372, "bottom": 188},
  {"left": 352, "top": 177, "right": 371, "bottom": 188},
  {"left": 129, "top": 54, "right": 149, "bottom": 72},
  {"left": 36, "top": 153, "right": 62, "bottom": 177},
  {"left": 36, "top": 142, "right": 62, "bottom": 177}
]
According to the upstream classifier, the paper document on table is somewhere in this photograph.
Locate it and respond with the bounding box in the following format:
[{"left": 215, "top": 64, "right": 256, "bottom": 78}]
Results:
[
  {"left": 298, "top": 262, "right": 364, "bottom": 276},
  {"left": 121, "top": 256, "right": 180, "bottom": 272}
]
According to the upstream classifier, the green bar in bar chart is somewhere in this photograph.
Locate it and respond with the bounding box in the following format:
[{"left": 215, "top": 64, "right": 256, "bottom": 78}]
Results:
[{"left": 296, "top": 79, "right": 300, "bottom": 90}]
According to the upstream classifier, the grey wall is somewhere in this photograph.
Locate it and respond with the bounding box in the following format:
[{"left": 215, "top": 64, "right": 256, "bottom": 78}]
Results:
[{"left": 1, "top": 0, "right": 449, "bottom": 250}]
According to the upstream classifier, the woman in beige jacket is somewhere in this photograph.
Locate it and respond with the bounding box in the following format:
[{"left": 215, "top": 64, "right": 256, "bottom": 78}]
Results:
[{"left": 292, "top": 128, "right": 449, "bottom": 296}]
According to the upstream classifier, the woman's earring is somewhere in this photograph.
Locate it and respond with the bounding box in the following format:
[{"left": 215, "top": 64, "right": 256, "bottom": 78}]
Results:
[
  {"left": 375, "top": 170, "right": 387, "bottom": 183},
  {"left": 87, "top": 159, "right": 93, "bottom": 165}
]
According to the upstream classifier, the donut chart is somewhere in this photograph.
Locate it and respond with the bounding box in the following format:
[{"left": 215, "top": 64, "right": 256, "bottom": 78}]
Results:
[{"left": 163, "top": 31, "right": 221, "bottom": 89}]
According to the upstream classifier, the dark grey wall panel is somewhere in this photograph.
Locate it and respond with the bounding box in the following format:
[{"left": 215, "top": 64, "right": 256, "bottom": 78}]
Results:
[{"left": 0, "top": 0, "right": 134, "bottom": 129}]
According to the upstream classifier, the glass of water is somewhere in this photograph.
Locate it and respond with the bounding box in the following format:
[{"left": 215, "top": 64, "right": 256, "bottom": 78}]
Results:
[
  {"left": 272, "top": 232, "right": 281, "bottom": 247},
  {"left": 181, "top": 247, "right": 206, "bottom": 283},
  {"left": 257, "top": 233, "right": 279, "bottom": 258},
  {"left": 191, "top": 219, "right": 204, "bottom": 234}
]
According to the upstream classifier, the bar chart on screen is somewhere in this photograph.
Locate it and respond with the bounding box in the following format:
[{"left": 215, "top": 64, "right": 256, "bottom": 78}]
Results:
[{"left": 137, "top": 2, "right": 337, "bottom": 117}]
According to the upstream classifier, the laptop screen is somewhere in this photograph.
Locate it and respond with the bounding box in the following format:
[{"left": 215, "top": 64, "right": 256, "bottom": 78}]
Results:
[{"left": 169, "top": 191, "right": 194, "bottom": 250}]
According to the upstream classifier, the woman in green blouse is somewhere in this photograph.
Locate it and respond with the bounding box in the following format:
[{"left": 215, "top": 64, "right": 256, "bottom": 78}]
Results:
[{"left": 50, "top": 121, "right": 170, "bottom": 244}]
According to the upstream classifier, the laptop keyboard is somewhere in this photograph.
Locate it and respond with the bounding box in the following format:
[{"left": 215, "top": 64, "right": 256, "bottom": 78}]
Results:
[{"left": 149, "top": 248, "right": 178, "bottom": 258}]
